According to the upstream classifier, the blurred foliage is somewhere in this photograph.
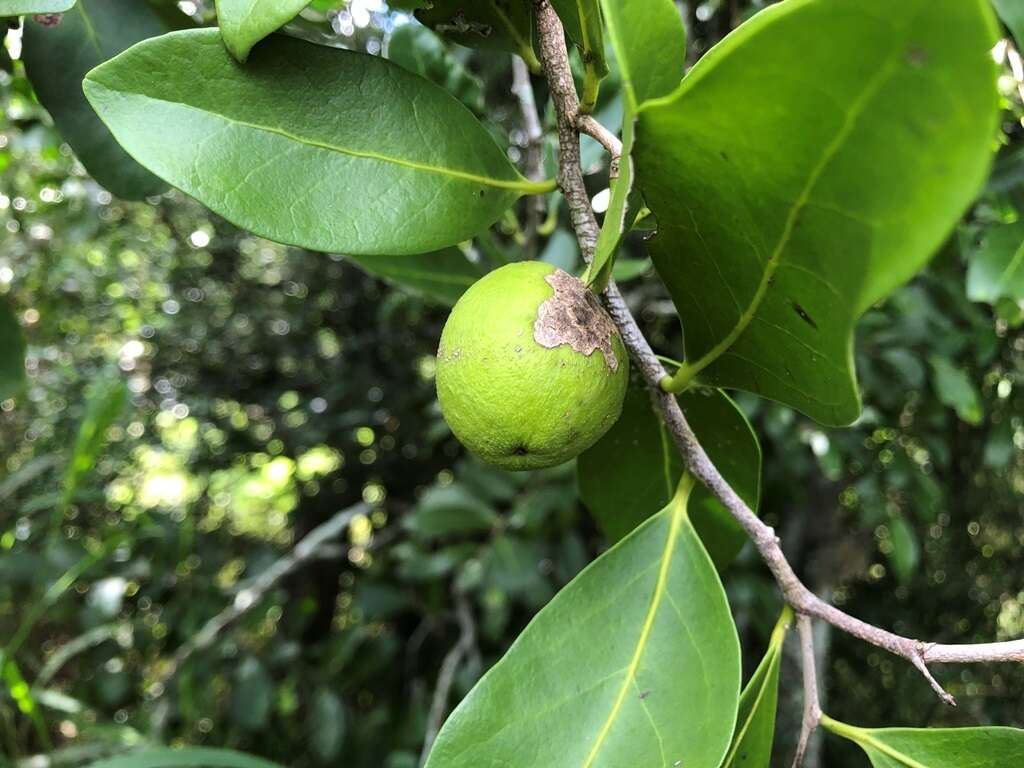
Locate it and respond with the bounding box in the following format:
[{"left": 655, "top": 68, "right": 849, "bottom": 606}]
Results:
[{"left": 0, "top": 2, "right": 1022, "bottom": 767}]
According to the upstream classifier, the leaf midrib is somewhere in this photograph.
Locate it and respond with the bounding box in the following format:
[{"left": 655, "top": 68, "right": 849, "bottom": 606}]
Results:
[
  {"left": 672, "top": 43, "right": 903, "bottom": 388},
  {"left": 75, "top": 1, "right": 103, "bottom": 59},
  {"left": 84, "top": 82, "right": 547, "bottom": 195},
  {"left": 580, "top": 493, "right": 686, "bottom": 766},
  {"left": 858, "top": 733, "right": 932, "bottom": 768}
]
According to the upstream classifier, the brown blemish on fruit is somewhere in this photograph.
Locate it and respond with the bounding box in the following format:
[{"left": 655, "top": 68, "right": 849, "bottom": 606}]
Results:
[{"left": 533, "top": 269, "right": 620, "bottom": 372}]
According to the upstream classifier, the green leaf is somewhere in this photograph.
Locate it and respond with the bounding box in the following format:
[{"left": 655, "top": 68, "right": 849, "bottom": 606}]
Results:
[
  {"left": 0, "top": 0, "right": 74, "bottom": 12},
  {"left": 416, "top": 0, "right": 538, "bottom": 68},
  {"left": 551, "top": 0, "right": 609, "bottom": 108},
  {"left": 61, "top": 374, "right": 128, "bottom": 509},
  {"left": 929, "top": 355, "right": 983, "bottom": 425},
  {"left": 0, "top": 300, "right": 25, "bottom": 401},
  {"left": 640, "top": 0, "right": 1000, "bottom": 425},
  {"left": 215, "top": 0, "right": 308, "bottom": 62},
  {"left": 823, "top": 716, "right": 1024, "bottom": 767},
  {"left": 308, "top": 687, "right": 346, "bottom": 762},
  {"left": 722, "top": 608, "right": 792, "bottom": 768},
  {"left": 992, "top": 0, "right": 1024, "bottom": 45},
  {"left": 425, "top": 479, "right": 741, "bottom": 768},
  {"left": 387, "top": 23, "right": 484, "bottom": 112},
  {"left": 610, "top": 257, "right": 650, "bottom": 283},
  {"left": 599, "top": 0, "right": 685, "bottom": 109},
  {"left": 346, "top": 248, "right": 485, "bottom": 306},
  {"left": 966, "top": 220, "right": 1024, "bottom": 304},
  {"left": 85, "top": 748, "right": 285, "bottom": 768},
  {"left": 585, "top": 0, "right": 685, "bottom": 290},
  {"left": 404, "top": 485, "right": 499, "bottom": 538},
  {"left": 231, "top": 657, "right": 273, "bottom": 731},
  {"left": 21, "top": 0, "right": 168, "bottom": 200},
  {"left": 84, "top": 29, "right": 548, "bottom": 256},
  {"left": 578, "top": 380, "right": 760, "bottom": 569},
  {"left": 886, "top": 515, "right": 919, "bottom": 586}
]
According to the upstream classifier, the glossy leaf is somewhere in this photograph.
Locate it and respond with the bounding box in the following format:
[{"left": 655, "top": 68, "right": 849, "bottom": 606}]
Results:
[
  {"left": 1, "top": 0, "right": 74, "bottom": 12},
  {"left": 216, "top": 0, "right": 308, "bottom": 62},
  {"left": 823, "top": 716, "right": 1024, "bottom": 767},
  {"left": 993, "top": 0, "right": 1024, "bottom": 45},
  {"left": 345, "top": 248, "right": 486, "bottom": 306},
  {"left": 0, "top": 300, "right": 25, "bottom": 401},
  {"left": 638, "top": 0, "right": 1000, "bottom": 425},
  {"left": 85, "top": 748, "right": 284, "bottom": 768},
  {"left": 22, "top": 0, "right": 167, "bottom": 200},
  {"left": 578, "top": 380, "right": 760, "bottom": 568},
  {"left": 61, "top": 375, "right": 128, "bottom": 510},
  {"left": 966, "top": 220, "right": 1024, "bottom": 303},
  {"left": 722, "top": 609, "right": 792, "bottom": 768},
  {"left": 586, "top": 0, "right": 685, "bottom": 290},
  {"left": 84, "top": 29, "right": 544, "bottom": 256},
  {"left": 416, "top": 0, "right": 537, "bottom": 67},
  {"left": 425, "top": 480, "right": 741, "bottom": 768}
]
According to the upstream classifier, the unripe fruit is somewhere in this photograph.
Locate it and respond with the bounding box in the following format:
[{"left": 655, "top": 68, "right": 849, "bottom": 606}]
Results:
[{"left": 436, "top": 261, "right": 629, "bottom": 471}]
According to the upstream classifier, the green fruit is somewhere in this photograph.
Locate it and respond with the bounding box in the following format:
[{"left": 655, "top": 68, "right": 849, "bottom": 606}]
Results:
[{"left": 436, "top": 261, "right": 629, "bottom": 470}]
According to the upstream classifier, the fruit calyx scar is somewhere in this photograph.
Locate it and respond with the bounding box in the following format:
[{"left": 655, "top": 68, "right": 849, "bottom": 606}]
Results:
[{"left": 533, "top": 269, "right": 619, "bottom": 372}]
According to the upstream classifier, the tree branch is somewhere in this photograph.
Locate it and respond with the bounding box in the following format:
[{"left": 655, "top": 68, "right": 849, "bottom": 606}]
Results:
[
  {"left": 153, "top": 503, "right": 367, "bottom": 692},
  {"left": 419, "top": 587, "right": 477, "bottom": 767},
  {"left": 532, "top": 0, "right": 1024, "bottom": 708},
  {"left": 792, "top": 615, "right": 822, "bottom": 768},
  {"left": 511, "top": 55, "right": 546, "bottom": 251},
  {"left": 577, "top": 114, "right": 623, "bottom": 166}
]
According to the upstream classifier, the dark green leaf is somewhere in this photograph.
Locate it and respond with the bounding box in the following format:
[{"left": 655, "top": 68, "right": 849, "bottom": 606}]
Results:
[
  {"left": 823, "top": 716, "right": 1024, "bottom": 767},
  {"left": 639, "top": 0, "right": 1000, "bottom": 425},
  {"left": 404, "top": 485, "right": 499, "bottom": 538},
  {"left": 215, "top": 0, "right": 308, "bottom": 61},
  {"left": 308, "top": 687, "right": 345, "bottom": 762},
  {"left": 551, "top": 0, "right": 609, "bottom": 97},
  {"left": 929, "top": 355, "right": 983, "bottom": 425},
  {"left": 722, "top": 609, "right": 792, "bottom": 768},
  {"left": 425, "top": 480, "right": 741, "bottom": 768},
  {"left": 61, "top": 374, "right": 128, "bottom": 509},
  {"left": 346, "top": 248, "right": 486, "bottom": 306},
  {"left": 21, "top": 0, "right": 167, "bottom": 200},
  {"left": 0, "top": 300, "right": 25, "bottom": 401},
  {"left": 966, "top": 220, "right": 1024, "bottom": 304},
  {"left": 387, "top": 23, "right": 484, "bottom": 112},
  {"left": 416, "top": 0, "right": 537, "bottom": 67},
  {"left": 578, "top": 380, "right": 760, "bottom": 569},
  {"left": 586, "top": 0, "right": 685, "bottom": 289},
  {"left": 84, "top": 29, "right": 547, "bottom": 255},
  {"left": 85, "top": 748, "right": 284, "bottom": 768},
  {"left": 0, "top": 0, "right": 75, "bottom": 13}
]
